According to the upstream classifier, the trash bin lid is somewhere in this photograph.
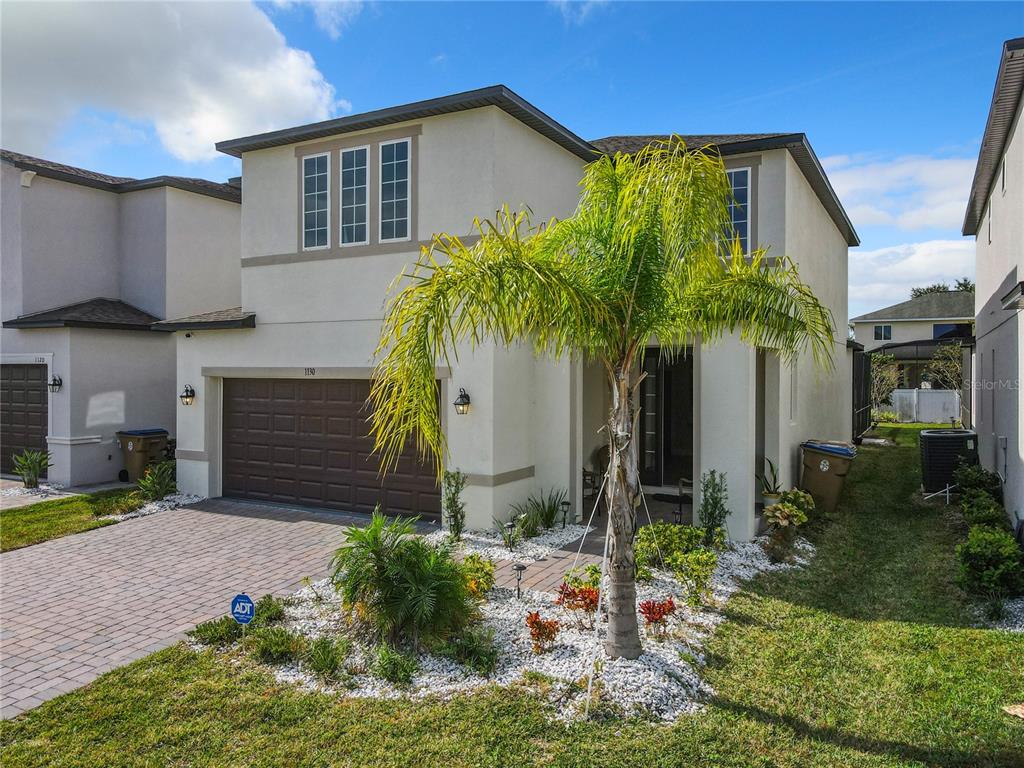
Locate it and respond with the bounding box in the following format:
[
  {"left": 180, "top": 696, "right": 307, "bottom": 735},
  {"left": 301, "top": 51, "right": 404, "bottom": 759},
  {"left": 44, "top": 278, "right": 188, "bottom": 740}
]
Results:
[
  {"left": 117, "top": 428, "right": 169, "bottom": 436},
  {"left": 802, "top": 440, "right": 857, "bottom": 459}
]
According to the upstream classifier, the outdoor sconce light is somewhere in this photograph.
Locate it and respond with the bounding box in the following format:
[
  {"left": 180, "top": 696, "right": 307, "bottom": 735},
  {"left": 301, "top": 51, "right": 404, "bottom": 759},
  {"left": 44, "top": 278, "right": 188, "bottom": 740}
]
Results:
[
  {"left": 512, "top": 563, "right": 527, "bottom": 599},
  {"left": 453, "top": 387, "right": 471, "bottom": 415},
  {"left": 179, "top": 385, "right": 196, "bottom": 406},
  {"left": 47, "top": 375, "right": 63, "bottom": 393},
  {"left": 560, "top": 500, "right": 570, "bottom": 529}
]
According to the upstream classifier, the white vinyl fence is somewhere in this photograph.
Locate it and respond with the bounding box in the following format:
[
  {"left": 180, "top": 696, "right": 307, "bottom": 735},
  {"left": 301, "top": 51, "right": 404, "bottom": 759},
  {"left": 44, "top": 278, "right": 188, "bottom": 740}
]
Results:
[{"left": 891, "top": 389, "right": 961, "bottom": 423}]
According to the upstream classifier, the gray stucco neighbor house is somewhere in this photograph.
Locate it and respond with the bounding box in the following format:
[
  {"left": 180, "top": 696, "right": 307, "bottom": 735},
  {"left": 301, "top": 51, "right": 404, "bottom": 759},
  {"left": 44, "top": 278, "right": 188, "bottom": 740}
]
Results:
[{"left": 1, "top": 150, "right": 240, "bottom": 486}]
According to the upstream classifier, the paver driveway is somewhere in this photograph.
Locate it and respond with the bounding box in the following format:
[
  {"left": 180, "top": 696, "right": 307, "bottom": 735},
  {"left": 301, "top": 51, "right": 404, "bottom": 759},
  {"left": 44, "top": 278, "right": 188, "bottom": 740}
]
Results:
[{"left": 0, "top": 499, "right": 358, "bottom": 718}]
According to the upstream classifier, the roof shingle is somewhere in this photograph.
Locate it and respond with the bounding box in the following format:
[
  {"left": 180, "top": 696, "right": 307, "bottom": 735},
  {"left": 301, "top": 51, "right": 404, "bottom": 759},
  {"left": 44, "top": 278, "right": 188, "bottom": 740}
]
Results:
[
  {"left": 850, "top": 290, "right": 975, "bottom": 323},
  {"left": 152, "top": 307, "right": 256, "bottom": 331},
  {"left": 3, "top": 298, "right": 162, "bottom": 331}
]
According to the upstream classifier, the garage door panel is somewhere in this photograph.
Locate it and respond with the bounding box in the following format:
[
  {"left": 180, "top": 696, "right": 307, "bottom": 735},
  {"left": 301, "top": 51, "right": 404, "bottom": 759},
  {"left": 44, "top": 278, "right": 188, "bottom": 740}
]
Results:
[
  {"left": 1, "top": 364, "right": 49, "bottom": 476},
  {"left": 222, "top": 378, "right": 438, "bottom": 518}
]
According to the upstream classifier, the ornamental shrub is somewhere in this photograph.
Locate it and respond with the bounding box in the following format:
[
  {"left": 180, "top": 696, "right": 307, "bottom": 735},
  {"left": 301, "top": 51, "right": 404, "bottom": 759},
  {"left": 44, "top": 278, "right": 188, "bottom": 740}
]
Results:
[
  {"left": 525, "top": 612, "right": 560, "bottom": 654},
  {"left": 304, "top": 636, "right": 351, "bottom": 682},
  {"left": 190, "top": 615, "right": 242, "bottom": 646},
  {"left": 564, "top": 563, "right": 602, "bottom": 589},
  {"left": 12, "top": 449, "right": 52, "bottom": 489},
  {"left": 371, "top": 643, "right": 418, "bottom": 685},
  {"left": 953, "top": 461, "right": 1002, "bottom": 501},
  {"left": 555, "top": 582, "right": 600, "bottom": 629},
  {"left": 666, "top": 549, "right": 718, "bottom": 607},
  {"left": 461, "top": 553, "right": 496, "bottom": 598},
  {"left": 250, "top": 594, "right": 286, "bottom": 628},
  {"left": 959, "top": 490, "right": 1008, "bottom": 530},
  {"left": 436, "top": 625, "right": 499, "bottom": 676},
  {"left": 697, "top": 470, "right": 730, "bottom": 547},
  {"left": 247, "top": 627, "right": 307, "bottom": 665},
  {"left": 763, "top": 502, "right": 808, "bottom": 530},
  {"left": 442, "top": 469, "right": 468, "bottom": 541},
  {"left": 779, "top": 488, "right": 816, "bottom": 520},
  {"left": 956, "top": 525, "right": 1023, "bottom": 597},
  {"left": 138, "top": 460, "right": 177, "bottom": 501},
  {"left": 639, "top": 597, "right": 676, "bottom": 637}
]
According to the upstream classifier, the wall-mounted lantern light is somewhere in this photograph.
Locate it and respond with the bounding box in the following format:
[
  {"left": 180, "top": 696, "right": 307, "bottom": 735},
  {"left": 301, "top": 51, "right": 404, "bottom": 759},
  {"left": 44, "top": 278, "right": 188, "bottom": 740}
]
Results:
[
  {"left": 179, "top": 385, "right": 196, "bottom": 406},
  {"left": 47, "top": 375, "right": 63, "bottom": 393},
  {"left": 453, "top": 387, "right": 471, "bottom": 415}
]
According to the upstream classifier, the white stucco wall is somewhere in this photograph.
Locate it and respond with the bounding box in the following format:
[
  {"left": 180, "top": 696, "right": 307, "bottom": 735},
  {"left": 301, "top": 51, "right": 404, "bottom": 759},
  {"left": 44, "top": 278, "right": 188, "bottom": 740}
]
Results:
[
  {"left": 852, "top": 319, "right": 971, "bottom": 351},
  {"left": 973, "top": 96, "right": 1023, "bottom": 525}
]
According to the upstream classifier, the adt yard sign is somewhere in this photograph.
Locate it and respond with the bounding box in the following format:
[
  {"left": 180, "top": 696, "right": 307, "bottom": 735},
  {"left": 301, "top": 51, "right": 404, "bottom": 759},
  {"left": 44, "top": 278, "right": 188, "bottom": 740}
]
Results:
[{"left": 231, "top": 593, "right": 255, "bottom": 625}]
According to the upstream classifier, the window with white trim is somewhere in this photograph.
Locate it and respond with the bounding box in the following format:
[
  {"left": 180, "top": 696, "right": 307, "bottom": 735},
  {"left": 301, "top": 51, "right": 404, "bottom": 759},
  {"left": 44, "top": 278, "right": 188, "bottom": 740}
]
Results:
[
  {"left": 726, "top": 168, "right": 750, "bottom": 253},
  {"left": 873, "top": 324, "right": 892, "bottom": 341},
  {"left": 302, "top": 153, "right": 329, "bottom": 249},
  {"left": 341, "top": 146, "right": 368, "bottom": 246},
  {"left": 380, "top": 139, "right": 410, "bottom": 242}
]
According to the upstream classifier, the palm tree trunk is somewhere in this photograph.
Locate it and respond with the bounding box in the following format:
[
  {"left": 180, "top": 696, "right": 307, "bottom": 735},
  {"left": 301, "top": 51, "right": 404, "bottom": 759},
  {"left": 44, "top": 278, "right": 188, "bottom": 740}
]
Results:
[{"left": 603, "top": 368, "right": 643, "bottom": 659}]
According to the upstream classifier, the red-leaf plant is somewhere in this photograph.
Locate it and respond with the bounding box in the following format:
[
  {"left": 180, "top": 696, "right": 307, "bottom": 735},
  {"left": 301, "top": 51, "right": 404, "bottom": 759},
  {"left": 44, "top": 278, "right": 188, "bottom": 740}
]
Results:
[
  {"left": 638, "top": 597, "right": 676, "bottom": 638},
  {"left": 555, "top": 582, "right": 600, "bottom": 629},
  {"left": 525, "top": 611, "right": 560, "bottom": 654}
]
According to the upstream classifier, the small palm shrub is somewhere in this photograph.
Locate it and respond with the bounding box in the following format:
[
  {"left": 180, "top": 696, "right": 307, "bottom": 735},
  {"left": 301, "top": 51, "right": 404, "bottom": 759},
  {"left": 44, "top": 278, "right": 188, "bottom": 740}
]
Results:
[
  {"left": 250, "top": 594, "right": 286, "bottom": 628},
  {"left": 666, "top": 549, "right": 717, "bottom": 607},
  {"left": 436, "top": 626, "right": 499, "bottom": 676},
  {"left": 12, "top": 449, "right": 51, "bottom": 489},
  {"left": 953, "top": 461, "right": 1002, "bottom": 501},
  {"left": 564, "top": 563, "right": 602, "bottom": 589},
  {"left": 697, "top": 470, "right": 730, "bottom": 546},
  {"left": 960, "top": 491, "right": 1007, "bottom": 529},
  {"left": 956, "top": 525, "right": 1023, "bottom": 598},
  {"left": 138, "top": 460, "right": 177, "bottom": 501},
  {"left": 371, "top": 643, "right": 418, "bottom": 685},
  {"left": 304, "top": 636, "right": 351, "bottom": 681},
  {"left": 190, "top": 616, "right": 243, "bottom": 646},
  {"left": 525, "top": 612, "right": 560, "bottom": 654},
  {"left": 461, "top": 553, "right": 496, "bottom": 598},
  {"left": 442, "top": 469, "right": 468, "bottom": 541},
  {"left": 247, "top": 626, "right": 307, "bottom": 664},
  {"left": 331, "top": 510, "right": 476, "bottom": 648},
  {"left": 780, "top": 488, "right": 816, "bottom": 520}
]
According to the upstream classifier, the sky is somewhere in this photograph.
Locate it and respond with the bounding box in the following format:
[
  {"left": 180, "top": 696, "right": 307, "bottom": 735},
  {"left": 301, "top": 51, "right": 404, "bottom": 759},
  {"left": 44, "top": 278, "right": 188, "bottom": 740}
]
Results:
[{"left": 1, "top": 1, "right": 1020, "bottom": 318}]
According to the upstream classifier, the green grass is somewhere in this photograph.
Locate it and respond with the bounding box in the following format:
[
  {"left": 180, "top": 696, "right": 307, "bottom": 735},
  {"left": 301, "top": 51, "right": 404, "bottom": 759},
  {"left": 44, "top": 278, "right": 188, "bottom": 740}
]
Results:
[
  {"left": 2, "top": 425, "right": 1022, "bottom": 766},
  {"left": 0, "top": 489, "right": 142, "bottom": 552}
]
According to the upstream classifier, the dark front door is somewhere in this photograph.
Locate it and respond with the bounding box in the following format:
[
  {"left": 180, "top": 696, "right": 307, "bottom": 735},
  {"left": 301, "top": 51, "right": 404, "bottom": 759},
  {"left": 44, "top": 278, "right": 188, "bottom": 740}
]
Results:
[
  {"left": 222, "top": 378, "right": 440, "bottom": 518},
  {"left": 639, "top": 350, "right": 694, "bottom": 487},
  {"left": 1, "top": 364, "right": 49, "bottom": 476}
]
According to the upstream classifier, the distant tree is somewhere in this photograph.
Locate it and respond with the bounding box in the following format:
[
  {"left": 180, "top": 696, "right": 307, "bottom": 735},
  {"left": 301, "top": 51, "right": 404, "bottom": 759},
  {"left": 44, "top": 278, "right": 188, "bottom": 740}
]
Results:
[
  {"left": 925, "top": 343, "right": 964, "bottom": 391},
  {"left": 870, "top": 353, "right": 900, "bottom": 409},
  {"left": 954, "top": 277, "right": 975, "bottom": 292},
  {"left": 911, "top": 282, "right": 950, "bottom": 298}
]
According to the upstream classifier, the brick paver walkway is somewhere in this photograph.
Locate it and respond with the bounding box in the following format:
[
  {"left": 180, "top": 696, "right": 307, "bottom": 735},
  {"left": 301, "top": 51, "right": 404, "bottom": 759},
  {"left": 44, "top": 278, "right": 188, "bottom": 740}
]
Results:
[{"left": 0, "top": 499, "right": 357, "bottom": 718}]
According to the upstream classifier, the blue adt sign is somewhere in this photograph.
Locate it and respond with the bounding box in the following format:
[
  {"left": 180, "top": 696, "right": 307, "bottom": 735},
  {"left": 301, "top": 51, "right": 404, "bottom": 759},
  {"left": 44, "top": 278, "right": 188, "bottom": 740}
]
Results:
[{"left": 231, "top": 593, "right": 255, "bottom": 625}]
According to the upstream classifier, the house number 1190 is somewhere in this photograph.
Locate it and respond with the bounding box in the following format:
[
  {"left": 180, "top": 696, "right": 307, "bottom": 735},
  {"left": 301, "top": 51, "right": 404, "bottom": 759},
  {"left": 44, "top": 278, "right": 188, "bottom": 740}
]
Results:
[{"left": 304, "top": 368, "right": 316, "bottom": 376}]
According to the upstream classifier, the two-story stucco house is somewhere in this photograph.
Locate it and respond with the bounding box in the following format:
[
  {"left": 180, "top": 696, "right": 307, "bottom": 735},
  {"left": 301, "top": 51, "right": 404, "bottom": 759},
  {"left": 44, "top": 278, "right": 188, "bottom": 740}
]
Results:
[
  {"left": 963, "top": 37, "right": 1023, "bottom": 528},
  {"left": 165, "top": 86, "right": 857, "bottom": 541},
  {"left": 0, "top": 150, "right": 240, "bottom": 486},
  {"left": 851, "top": 290, "right": 974, "bottom": 388}
]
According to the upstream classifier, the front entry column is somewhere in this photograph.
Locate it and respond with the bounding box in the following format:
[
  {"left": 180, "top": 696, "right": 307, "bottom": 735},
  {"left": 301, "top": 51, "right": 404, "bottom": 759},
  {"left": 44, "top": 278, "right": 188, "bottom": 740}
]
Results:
[{"left": 695, "top": 333, "right": 757, "bottom": 541}]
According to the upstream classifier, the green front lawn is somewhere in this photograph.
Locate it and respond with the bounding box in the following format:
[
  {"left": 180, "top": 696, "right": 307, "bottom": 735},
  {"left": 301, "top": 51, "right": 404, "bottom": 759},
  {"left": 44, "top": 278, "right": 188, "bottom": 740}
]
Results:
[
  {"left": 0, "top": 489, "right": 142, "bottom": 552},
  {"left": 2, "top": 425, "right": 1022, "bottom": 766}
]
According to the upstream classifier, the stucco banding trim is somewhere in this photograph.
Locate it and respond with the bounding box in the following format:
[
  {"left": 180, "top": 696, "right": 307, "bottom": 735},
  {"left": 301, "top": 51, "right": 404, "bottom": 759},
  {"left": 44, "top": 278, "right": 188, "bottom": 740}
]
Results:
[{"left": 465, "top": 465, "right": 536, "bottom": 487}]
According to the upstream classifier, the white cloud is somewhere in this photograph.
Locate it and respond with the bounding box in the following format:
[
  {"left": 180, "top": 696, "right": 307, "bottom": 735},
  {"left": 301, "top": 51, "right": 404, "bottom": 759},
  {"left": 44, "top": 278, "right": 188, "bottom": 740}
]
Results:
[
  {"left": 848, "top": 240, "right": 976, "bottom": 316},
  {"left": 271, "top": 0, "right": 364, "bottom": 40},
  {"left": 549, "top": 0, "right": 608, "bottom": 25},
  {"left": 823, "top": 153, "right": 976, "bottom": 232},
  {"left": 1, "top": 2, "right": 342, "bottom": 162}
]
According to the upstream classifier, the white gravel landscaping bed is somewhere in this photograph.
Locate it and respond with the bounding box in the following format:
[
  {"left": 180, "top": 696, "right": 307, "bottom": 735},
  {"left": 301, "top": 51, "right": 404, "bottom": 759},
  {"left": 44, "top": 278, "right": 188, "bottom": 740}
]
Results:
[
  {"left": 423, "top": 524, "right": 593, "bottom": 563},
  {"left": 0, "top": 482, "right": 67, "bottom": 499},
  {"left": 991, "top": 597, "right": 1024, "bottom": 632},
  {"left": 103, "top": 492, "right": 205, "bottom": 521},
  {"left": 250, "top": 534, "right": 814, "bottom": 722}
]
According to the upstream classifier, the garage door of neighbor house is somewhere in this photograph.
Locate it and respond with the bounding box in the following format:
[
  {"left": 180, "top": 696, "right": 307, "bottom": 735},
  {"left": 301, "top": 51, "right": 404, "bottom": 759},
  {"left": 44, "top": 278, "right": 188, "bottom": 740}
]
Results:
[
  {"left": 1, "top": 364, "right": 49, "bottom": 476},
  {"left": 222, "top": 378, "right": 440, "bottom": 518}
]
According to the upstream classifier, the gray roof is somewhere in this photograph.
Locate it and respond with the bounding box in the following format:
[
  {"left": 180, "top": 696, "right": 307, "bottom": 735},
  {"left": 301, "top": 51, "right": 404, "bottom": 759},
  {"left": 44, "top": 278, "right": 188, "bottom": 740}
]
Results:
[
  {"left": 591, "top": 133, "right": 859, "bottom": 247},
  {"left": 850, "top": 290, "right": 975, "bottom": 323},
  {"left": 1, "top": 150, "right": 241, "bottom": 204},
  {"left": 963, "top": 38, "right": 1024, "bottom": 236},
  {"left": 216, "top": 85, "right": 595, "bottom": 161},
  {"left": 153, "top": 307, "right": 256, "bottom": 331},
  {"left": 3, "top": 298, "right": 162, "bottom": 331}
]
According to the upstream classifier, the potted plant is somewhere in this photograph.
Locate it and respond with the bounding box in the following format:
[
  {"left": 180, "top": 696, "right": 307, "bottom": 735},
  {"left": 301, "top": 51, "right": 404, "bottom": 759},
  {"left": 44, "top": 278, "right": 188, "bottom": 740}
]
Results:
[
  {"left": 763, "top": 501, "right": 807, "bottom": 562},
  {"left": 758, "top": 458, "right": 783, "bottom": 505}
]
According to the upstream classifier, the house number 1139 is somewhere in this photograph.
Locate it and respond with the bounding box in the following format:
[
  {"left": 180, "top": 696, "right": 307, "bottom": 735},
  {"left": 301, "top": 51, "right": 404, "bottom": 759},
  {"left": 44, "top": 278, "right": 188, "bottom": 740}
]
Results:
[{"left": 304, "top": 368, "right": 316, "bottom": 376}]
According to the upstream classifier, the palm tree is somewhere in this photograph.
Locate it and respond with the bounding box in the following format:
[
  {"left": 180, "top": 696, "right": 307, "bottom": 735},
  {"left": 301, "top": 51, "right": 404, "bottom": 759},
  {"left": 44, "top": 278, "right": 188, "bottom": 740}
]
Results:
[{"left": 369, "top": 138, "right": 836, "bottom": 659}]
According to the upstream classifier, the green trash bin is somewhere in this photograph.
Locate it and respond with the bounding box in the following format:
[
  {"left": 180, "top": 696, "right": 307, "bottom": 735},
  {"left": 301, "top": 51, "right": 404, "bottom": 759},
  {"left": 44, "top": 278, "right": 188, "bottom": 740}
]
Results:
[
  {"left": 116, "top": 429, "right": 169, "bottom": 482},
  {"left": 800, "top": 441, "right": 856, "bottom": 514}
]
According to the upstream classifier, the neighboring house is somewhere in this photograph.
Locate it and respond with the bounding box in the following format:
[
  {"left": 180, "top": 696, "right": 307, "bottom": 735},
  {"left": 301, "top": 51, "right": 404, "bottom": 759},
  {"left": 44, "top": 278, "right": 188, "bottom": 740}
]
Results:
[
  {"left": 164, "top": 85, "right": 857, "bottom": 542},
  {"left": 851, "top": 290, "right": 974, "bottom": 388},
  {"left": 0, "top": 150, "right": 241, "bottom": 486},
  {"left": 963, "top": 37, "right": 1024, "bottom": 527}
]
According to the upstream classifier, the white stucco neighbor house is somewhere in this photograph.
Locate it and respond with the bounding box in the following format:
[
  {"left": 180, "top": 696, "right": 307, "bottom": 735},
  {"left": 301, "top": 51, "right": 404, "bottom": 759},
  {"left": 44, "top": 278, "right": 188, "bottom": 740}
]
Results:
[
  {"left": 963, "top": 37, "right": 1024, "bottom": 528},
  {"left": 0, "top": 150, "right": 241, "bottom": 486},
  {"left": 164, "top": 85, "right": 858, "bottom": 541}
]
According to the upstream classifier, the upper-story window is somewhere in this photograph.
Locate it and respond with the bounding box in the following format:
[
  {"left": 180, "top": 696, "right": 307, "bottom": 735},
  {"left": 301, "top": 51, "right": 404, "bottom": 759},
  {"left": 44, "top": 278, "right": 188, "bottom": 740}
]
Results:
[
  {"left": 933, "top": 322, "right": 971, "bottom": 340},
  {"left": 341, "top": 146, "right": 368, "bottom": 246},
  {"left": 873, "top": 324, "right": 891, "bottom": 341},
  {"left": 380, "top": 138, "right": 410, "bottom": 242},
  {"left": 726, "top": 168, "right": 750, "bottom": 253},
  {"left": 302, "top": 153, "right": 330, "bottom": 250}
]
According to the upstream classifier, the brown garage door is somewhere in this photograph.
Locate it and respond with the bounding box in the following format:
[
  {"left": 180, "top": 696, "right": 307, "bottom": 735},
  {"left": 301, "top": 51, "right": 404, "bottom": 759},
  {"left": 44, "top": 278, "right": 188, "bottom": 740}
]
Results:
[
  {"left": 222, "top": 378, "right": 440, "bottom": 518},
  {"left": 1, "top": 364, "right": 49, "bottom": 476}
]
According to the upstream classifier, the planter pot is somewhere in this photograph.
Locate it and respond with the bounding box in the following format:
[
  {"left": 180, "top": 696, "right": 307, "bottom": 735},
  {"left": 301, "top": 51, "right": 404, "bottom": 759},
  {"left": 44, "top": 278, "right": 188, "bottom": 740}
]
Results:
[{"left": 762, "top": 492, "right": 782, "bottom": 506}]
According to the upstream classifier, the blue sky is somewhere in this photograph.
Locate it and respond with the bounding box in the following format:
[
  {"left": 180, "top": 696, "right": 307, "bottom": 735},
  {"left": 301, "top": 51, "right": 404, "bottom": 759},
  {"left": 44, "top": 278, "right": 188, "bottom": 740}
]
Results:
[{"left": 2, "top": 1, "right": 1020, "bottom": 317}]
